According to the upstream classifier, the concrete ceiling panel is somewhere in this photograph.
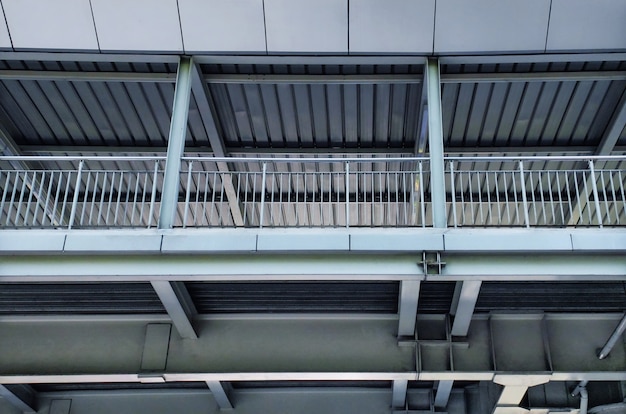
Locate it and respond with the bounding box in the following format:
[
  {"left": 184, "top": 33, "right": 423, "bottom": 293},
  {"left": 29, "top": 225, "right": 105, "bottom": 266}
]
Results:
[
  {"left": 179, "top": 0, "right": 266, "bottom": 53},
  {"left": 265, "top": 0, "right": 348, "bottom": 53},
  {"left": 434, "top": 0, "right": 551, "bottom": 54},
  {"left": 547, "top": 0, "right": 626, "bottom": 52},
  {"left": 349, "top": 0, "right": 435, "bottom": 54},
  {"left": 91, "top": 0, "right": 183, "bottom": 52},
  {"left": 1, "top": 0, "right": 97, "bottom": 51}
]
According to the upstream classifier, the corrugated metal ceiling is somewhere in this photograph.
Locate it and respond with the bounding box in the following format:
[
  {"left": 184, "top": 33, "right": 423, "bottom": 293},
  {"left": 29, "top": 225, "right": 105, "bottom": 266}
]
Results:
[{"left": 0, "top": 60, "right": 623, "bottom": 154}]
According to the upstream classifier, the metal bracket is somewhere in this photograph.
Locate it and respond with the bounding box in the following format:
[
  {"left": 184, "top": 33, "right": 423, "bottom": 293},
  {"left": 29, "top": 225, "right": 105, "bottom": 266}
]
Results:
[{"left": 419, "top": 252, "right": 445, "bottom": 275}]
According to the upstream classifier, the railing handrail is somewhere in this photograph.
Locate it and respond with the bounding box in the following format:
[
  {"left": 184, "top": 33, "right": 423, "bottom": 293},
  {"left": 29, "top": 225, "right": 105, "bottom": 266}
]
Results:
[{"left": 1, "top": 154, "right": 626, "bottom": 163}]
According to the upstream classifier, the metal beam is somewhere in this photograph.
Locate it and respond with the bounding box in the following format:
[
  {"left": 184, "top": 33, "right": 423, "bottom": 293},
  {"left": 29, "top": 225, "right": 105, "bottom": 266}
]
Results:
[
  {"left": 450, "top": 281, "right": 482, "bottom": 337},
  {"left": 205, "top": 74, "right": 422, "bottom": 84},
  {"left": 0, "top": 70, "right": 176, "bottom": 83},
  {"left": 596, "top": 91, "right": 626, "bottom": 156},
  {"left": 1, "top": 252, "right": 625, "bottom": 282},
  {"left": 18, "top": 145, "right": 608, "bottom": 156},
  {"left": 414, "top": 70, "right": 429, "bottom": 155},
  {"left": 434, "top": 380, "right": 454, "bottom": 409},
  {"left": 0, "top": 384, "right": 36, "bottom": 413},
  {"left": 426, "top": 58, "right": 447, "bottom": 229},
  {"left": 391, "top": 380, "right": 408, "bottom": 409},
  {"left": 158, "top": 56, "right": 193, "bottom": 230},
  {"left": 492, "top": 386, "right": 528, "bottom": 414},
  {"left": 151, "top": 281, "right": 198, "bottom": 340},
  {"left": 206, "top": 381, "right": 234, "bottom": 410},
  {"left": 190, "top": 62, "right": 244, "bottom": 226},
  {"left": 441, "top": 71, "right": 626, "bottom": 84},
  {"left": 397, "top": 280, "right": 421, "bottom": 337},
  {"left": 1, "top": 314, "right": 626, "bottom": 384}
]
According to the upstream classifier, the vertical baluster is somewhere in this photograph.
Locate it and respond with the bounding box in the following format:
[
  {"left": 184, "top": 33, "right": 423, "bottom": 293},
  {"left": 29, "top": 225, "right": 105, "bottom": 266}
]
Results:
[
  {"left": 519, "top": 161, "right": 530, "bottom": 228},
  {"left": 147, "top": 161, "right": 159, "bottom": 228},
  {"left": 259, "top": 162, "right": 267, "bottom": 228},
  {"left": 345, "top": 162, "right": 350, "bottom": 228},
  {"left": 68, "top": 160, "right": 84, "bottom": 229},
  {"left": 182, "top": 161, "right": 193, "bottom": 228},
  {"left": 588, "top": 160, "right": 603, "bottom": 228}
]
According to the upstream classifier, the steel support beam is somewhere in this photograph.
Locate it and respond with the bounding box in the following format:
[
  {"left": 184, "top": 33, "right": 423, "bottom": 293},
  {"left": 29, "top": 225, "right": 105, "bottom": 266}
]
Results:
[
  {"left": 0, "top": 384, "right": 36, "bottom": 413},
  {"left": 159, "top": 56, "right": 193, "bottom": 230},
  {"left": 1, "top": 252, "right": 625, "bottom": 282},
  {"left": 151, "top": 281, "right": 198, "bottom": 340},
  {"left": 206, "top": 381, "right": 234, "bottom": 410},
  {"left": 397, "top": 280, "right": 421, "bottom": 337},
  {"left": 492, "top": 386, "right": 528, "bottom": 414},
  {"left": 190, "top": 62, "right": 244, "bottom": 226},
  {"left": 391, "top": 380, "right": 408, "bottom": 409},
  {"left": 596, "top": 91, "right": 626, "bottom": 156},
  {"left": 450, "top": 281, "right": 482, "bottom": 337},
  {"left": 426, "top": 58, "right": 447, "bottom": 229},
  {"left": 414, "top": 69, "right": 429, "bottom": 155},
  {"left": 1, "top": 314, "right": 626, "bottom": 384},
  {"left": 434, "top": 380, "right": 454, "bottom": 409},
  {"left": 154, "top": 57, "right": 198, "bottom": 340}
]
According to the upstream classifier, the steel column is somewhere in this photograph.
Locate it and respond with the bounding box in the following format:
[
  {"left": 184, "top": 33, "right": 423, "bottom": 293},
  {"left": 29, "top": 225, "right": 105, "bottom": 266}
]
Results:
[
  {"left": 426, "top": 58, "right": 447, "bottom": 229},
  {"left": 450, "top": 281, "right": 482, "bottom": 337},
  {"left": 391, "top": 380, "right": 408, "bottom": 409},
  {"left": 434, "top": 380, "right": 454, "bottom": 409},
  {"left": 397, "top": 280, "right": 421, "bottom": 337},
  {"left": 158, "top": 56, "right": 193, "bottom": 230}
]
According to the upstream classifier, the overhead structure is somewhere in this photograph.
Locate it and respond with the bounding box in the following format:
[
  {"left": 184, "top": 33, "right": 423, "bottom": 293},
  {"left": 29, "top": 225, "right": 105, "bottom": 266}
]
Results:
[{"left": 0, "top": 1, "right": 626, "bottom": 414}]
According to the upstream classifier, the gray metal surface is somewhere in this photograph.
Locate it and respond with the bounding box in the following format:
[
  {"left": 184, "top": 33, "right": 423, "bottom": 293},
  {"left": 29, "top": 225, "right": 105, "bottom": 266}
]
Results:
[
  {"left": 178, "top": 0, "right": 266, "bottom": 53},
  {"left": 547, "top": 0, "right": 626, "bottom": 52},
  {"left": 349, "top": 0, "right": 435, "bottom": 54},
  {"left": 264, "top": 0, "right": 347, "bottom": 53},
  {"left": 90, "top": 0, "right": 183, "bottom": 52},
  {"left": 434, "top": 0, "right": 551, "bottom": 53},
  {"left": 1, "top": 0, "right": 98, "bottom": 51}
]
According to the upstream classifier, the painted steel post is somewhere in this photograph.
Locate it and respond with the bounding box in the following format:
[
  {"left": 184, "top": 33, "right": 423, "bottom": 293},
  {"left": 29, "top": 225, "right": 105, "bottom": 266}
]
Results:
[
  {"left": 426, "top": 58, "right": 447, "bottom": 228},
  {"left": 345, "top": 161, "right": 350, "bottom": 228},
  {"left": 519, "top": 161, "right": 530, "bottom": 228},
  {"left": 68, "top": 159, "right": 84, "bottom": 229},
  {"left": 182, "top": 161, "right": 193, "bottom": 228},
  {"left": 158, "top": 57, "right": 193, "bottom": 230},
  {"left": 260, "top": 162, "right": 267, "bottom": 228},
  {"left": 588, "top": 160, "right": 603, "bottom": 228},
  {"left": 449, "top": 161, "right": 457, "bottom": 227},
  {"left": 147, "top": 161, "right": 159, "bottom": 228}
]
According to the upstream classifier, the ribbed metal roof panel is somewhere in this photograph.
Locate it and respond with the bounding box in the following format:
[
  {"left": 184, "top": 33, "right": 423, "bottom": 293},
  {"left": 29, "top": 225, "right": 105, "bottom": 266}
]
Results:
[
  {"left": 206, "top": 82, "right": 421, "bottom": 150},
  {"left": 186, "top": 281, "right": 399, "bottom": 313},
  {"left": 0, "top": 283, "right": 165, "bottom": 314},
  {"left": 441, "top": 79, "right": 626, "bottom": 149},
  {"left": 476, "top": 282, "right": 626, "bottom": 312}
]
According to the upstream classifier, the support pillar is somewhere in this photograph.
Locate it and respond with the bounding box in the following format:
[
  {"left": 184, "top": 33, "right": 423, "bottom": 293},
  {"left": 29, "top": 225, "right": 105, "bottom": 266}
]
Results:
[
  {"left": 397, "top": 280, "right": 421, "bottom": 337},
  {"left": 426, "top": 58, "right": 447, "bottom": 229},
  {"left": 450, "top": 281, "right": 482, "bottom": 337},
  {"left": 391, "top": 380, "right": 408, "bottom": 409}
]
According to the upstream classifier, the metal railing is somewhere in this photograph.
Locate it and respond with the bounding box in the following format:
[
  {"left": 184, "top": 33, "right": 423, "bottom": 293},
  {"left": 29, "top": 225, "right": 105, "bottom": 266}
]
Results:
[
  {"left": 447, "top": 156, "right": 626, "bottom": 228},
  {"left": 1, "top": 155, "right": 624, "bottom": 229},
  {"left": 179, "top": 158, "right": 430, "bottom": 228},
  {"left": 0, "top": 157, "right": 164, "bottom": 229}
]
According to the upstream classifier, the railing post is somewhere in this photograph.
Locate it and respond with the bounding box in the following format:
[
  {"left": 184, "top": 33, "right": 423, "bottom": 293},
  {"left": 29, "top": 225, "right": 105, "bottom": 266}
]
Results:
[
  {"left": 449, "top": 161, "right": 457, "bottom": 228},
  {"left": 259, "top": 162, "right": 267, "bottom": 228},
  {"left": 588, "top": 160, "right": 603, "bottom": 228},
  {"left": 518, "top": 161, "right": 530, "bottom": 228},
  {"left": 68, "top": 159, "right": 84, "bottom": 230},
  {"left": 147, "top": 160, "right": 159, "bottom": 228},
  {"left": 345, "top": 161, "right": 350, "bottom": 229},
  {"left": 182, "top": 161, "right": 193, "bottom": 228}
]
